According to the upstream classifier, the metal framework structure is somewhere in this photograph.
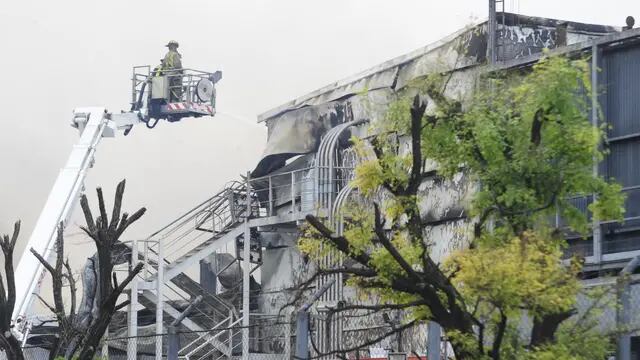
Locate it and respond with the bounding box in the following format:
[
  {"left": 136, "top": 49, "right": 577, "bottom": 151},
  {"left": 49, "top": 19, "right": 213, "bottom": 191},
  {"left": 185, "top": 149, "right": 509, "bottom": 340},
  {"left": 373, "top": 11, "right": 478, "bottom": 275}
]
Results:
[{"left": 85, "top": 118, "right": 368, "bottom": 359}]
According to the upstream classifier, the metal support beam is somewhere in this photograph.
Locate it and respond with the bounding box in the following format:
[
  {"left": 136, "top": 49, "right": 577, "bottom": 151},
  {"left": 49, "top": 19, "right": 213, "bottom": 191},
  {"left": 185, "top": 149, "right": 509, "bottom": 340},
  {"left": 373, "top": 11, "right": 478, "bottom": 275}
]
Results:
[
  {"left": 591, "top": 44, "right": 603, "bottom": 263},
  {"left": 127, "top": 239, "right": 139, "bottom": 359},
  {"left": 617, "top": 256, "right": 640, "bottom": 360},
  {"left": 156, "top": 239, "right": 164, "bottom": 360},
  {"left": 242, "top": 171, "right": 252, "bottom": 360}
]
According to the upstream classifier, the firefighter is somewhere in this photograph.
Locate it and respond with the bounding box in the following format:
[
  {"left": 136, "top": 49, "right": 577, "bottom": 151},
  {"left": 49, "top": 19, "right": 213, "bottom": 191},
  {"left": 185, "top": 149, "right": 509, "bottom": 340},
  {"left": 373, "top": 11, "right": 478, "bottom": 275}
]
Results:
[{"left": 162, "top": 40, "right": 183, "bottom": 102}]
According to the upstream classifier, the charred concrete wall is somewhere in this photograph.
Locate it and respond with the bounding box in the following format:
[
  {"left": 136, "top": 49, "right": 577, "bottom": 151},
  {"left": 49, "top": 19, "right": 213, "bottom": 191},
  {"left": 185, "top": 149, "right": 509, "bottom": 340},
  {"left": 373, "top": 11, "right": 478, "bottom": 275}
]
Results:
[
  {"left": 495, "top": 13, "right": 616, "bottom": 61},
  {"left": 253, "top": 13, "right": 619, "bottom": 355},
  {"left": 255, "top": 13, "right": 617, "bottom": 180}
]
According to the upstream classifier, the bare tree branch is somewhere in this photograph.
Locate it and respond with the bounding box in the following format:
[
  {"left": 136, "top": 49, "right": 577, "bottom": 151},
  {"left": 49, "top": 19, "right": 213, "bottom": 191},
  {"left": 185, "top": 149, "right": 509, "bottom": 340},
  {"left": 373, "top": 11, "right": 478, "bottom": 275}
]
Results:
[
  {"left": 373, "top": 203, "right": 422, "bottom": 284},
  {"left": 0, "top": 221, "right": 25, "bottom": 360},
  {"left": 64, "top": 259, "right": 77, "bottom": 323},
  {"left": 407, "top": 94, "right": 427, "bottom": 195},
  {"left": 28, "top": 179, "right": 147, "bottom": 360},
  {"left": 79, "top": 195, "right": 96, "bottom": 235}
]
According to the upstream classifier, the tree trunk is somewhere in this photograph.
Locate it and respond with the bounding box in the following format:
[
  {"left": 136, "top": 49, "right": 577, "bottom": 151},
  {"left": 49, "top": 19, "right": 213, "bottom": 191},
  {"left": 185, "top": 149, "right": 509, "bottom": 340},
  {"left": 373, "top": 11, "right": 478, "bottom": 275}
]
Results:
[{"left": 530, "top": 310, "right": 574, "bottom": 348}]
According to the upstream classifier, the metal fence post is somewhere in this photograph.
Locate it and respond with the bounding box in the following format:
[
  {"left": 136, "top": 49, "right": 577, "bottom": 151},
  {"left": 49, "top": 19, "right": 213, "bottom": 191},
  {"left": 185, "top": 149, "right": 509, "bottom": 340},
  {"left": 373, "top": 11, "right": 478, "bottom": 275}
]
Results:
[
  {"left": 427, "top": 322, "right": 441, "bottom": 360},
  {"left": 617, "top": 255, "right": 640, "bottom": 360},
  {"left": 295, "top": 279, "right": 336, "bottom": 360},
  {"left": 295, "top": 312, "right": 310, "bottom": 359}
]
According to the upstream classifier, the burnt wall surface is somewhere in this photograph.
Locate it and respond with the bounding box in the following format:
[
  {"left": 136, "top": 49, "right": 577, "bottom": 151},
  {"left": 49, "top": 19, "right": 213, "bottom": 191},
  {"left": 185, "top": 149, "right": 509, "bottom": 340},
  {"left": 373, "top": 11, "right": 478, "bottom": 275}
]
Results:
[
  {"left": 252, "top": 14, "right": 622, "bottom": 356},
  {"left": 254, "top": 13, "right": 617, "bottom": 178},
  {"left": 495, "top": 13, "right": 616, "bottom": 61}
]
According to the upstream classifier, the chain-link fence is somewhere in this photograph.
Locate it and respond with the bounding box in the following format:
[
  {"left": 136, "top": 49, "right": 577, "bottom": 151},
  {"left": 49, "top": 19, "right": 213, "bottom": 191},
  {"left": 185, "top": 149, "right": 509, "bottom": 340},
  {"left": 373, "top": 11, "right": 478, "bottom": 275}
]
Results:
[
  {"left": 4, "top": 279, "right": 640, "bottom": 359},
  {"left": 575, "top": 278, "right": 640, "bottom": 334},
  {"left": 2, "top": 316, "right": 292, "bottom": 359}
]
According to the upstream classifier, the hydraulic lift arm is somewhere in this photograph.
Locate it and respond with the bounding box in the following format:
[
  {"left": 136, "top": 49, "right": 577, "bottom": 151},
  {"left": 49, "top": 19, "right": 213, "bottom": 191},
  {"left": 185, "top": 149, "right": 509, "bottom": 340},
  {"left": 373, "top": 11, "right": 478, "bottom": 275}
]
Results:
[{"left": 11, "top": 108, "right": 143, "bottom": 336}]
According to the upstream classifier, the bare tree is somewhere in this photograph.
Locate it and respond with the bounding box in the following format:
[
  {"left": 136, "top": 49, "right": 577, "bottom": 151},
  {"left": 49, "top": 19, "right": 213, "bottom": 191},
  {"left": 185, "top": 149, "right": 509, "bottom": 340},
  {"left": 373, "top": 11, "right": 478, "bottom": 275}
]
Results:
[
  {"left": 30, "top": 225, "right": 78, "bottom": 359},
  {"left": 0, "top": 221, "right": 24, "bottom": 360},
  {"left": 32, "top": 179, "right": 145, "bottom": 359}
]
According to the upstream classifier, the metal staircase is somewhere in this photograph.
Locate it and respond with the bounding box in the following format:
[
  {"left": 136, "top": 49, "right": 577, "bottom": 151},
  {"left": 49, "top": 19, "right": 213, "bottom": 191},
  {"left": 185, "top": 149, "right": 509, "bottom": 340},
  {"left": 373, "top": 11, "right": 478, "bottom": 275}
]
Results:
[
  {"left": 128, "top": 180, "right": 260, "bottom": 358},
  {"left": 125, "top": 120, "right": 367, "bottom": 359}
]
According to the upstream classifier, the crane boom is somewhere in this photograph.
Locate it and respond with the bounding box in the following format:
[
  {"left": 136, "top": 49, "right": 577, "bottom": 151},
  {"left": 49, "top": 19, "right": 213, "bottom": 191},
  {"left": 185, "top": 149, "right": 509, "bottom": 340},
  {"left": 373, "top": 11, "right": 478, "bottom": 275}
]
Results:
[
  {"left": 13, "top": 108, "right": 109, "bottom": 325},
  {"left": 11, "top": 107, "right": 135, "bottom": 334}
]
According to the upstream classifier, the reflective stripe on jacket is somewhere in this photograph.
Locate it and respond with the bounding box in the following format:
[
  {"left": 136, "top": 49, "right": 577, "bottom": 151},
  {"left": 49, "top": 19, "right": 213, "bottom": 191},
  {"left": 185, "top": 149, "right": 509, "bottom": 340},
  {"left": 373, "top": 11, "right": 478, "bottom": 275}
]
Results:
[{"left": 162, "top": 50, "right": 182, "bottom": 70}]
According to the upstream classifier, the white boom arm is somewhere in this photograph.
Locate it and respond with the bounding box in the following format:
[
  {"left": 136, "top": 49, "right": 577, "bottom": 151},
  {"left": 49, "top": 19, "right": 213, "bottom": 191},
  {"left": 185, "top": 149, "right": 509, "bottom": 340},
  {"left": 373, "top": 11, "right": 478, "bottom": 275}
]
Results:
[{"left": 11, "top": 107, "right": 143, "bottom": 335}]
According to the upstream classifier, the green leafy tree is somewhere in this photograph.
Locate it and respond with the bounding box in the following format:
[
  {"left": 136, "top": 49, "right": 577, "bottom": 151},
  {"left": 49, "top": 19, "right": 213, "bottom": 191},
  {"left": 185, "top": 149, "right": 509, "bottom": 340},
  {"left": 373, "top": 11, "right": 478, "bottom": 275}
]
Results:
[{"left": 299, "top": 56, "right": 624, "bottom": 359}]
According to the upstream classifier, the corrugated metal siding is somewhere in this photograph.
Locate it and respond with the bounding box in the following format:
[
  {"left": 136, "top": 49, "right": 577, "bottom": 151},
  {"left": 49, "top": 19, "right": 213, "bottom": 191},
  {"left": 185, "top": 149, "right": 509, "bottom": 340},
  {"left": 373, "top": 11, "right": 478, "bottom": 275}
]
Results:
[
  {"left": 607, "top": 140, "right": 640, "bottom": 187},
  {"left": 600, "top": 45, "right": 640, "bottom": 250},
  {"left": 605, "top": 46, "right": 640, "bottom": 138}
]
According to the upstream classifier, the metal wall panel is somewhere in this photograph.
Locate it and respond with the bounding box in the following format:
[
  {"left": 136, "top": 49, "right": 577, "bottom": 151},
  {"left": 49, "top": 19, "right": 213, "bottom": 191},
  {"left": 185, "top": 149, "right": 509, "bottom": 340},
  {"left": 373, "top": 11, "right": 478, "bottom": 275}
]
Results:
[
  {"left": 604, "top": 46, "right": 640, "bottom": 138},
  {"left": 607, "top": 140, "right": 640, "bottom": 187}
]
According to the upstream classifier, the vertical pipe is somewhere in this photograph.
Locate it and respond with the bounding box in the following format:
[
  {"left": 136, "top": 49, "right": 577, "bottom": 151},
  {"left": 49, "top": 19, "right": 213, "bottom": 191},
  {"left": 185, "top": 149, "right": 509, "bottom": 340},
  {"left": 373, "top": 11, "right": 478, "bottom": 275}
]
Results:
[
  {"left": 128, "top": 239, "right": 139, "bottom": 359},
  {"left": 427, "top": 322, "right": 441, "bottom": 360},
  {"left": 591, "top": 44, "right": 603, "bottom": 263},
  {"left": 242, "top": 172, "right": 252, "bottom": 360},
  {"left": 156, "top": 239, "right": 164, "bottom": 360}
]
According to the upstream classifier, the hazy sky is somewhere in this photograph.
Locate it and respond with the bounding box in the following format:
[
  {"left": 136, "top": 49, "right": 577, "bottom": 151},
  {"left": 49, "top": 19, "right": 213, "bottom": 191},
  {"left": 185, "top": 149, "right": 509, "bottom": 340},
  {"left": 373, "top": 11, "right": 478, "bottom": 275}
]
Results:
[{"left": 1, "top": 0, "right": 638, "bottom": 266}]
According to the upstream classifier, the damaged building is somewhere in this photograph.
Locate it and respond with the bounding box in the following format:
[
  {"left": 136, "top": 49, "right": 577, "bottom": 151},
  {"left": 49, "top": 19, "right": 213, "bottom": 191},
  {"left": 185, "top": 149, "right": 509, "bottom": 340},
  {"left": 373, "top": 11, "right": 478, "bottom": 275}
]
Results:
[{"left": 16, "top": 11, "right": 640, "bottom": 360}]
